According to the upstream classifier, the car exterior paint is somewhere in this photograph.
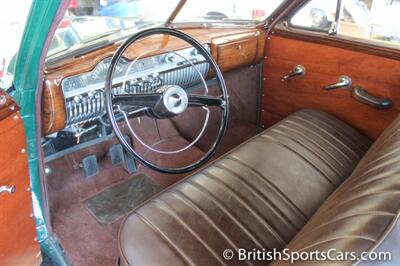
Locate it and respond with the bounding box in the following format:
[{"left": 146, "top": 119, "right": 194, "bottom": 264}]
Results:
[{"left": 12, "top": 0, "right": 70, "bottom": 264}]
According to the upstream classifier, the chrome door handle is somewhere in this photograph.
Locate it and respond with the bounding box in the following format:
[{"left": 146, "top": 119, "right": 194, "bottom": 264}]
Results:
[
  {"left": 352, "top": 87, "right": 393, "bottom": 109},
  {"left": 0, "top": 185, "right": 16, "bottom": 195},
  {"left": 281, "top": 65, "right": 306, "bottom": 81},
  {"left": 323, "top": 76, "right": 352, "bottom": 90}
]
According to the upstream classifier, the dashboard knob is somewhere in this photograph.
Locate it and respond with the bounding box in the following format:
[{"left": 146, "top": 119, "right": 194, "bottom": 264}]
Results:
[
  {"left": 165, "top": 55, "right": 176, "bottom": 63},
  {"left": 73, "top": 95, "right": 83, "bottom": 103},
  {"left": 191, "top": 49, "right": 200, "bottom": 56}
]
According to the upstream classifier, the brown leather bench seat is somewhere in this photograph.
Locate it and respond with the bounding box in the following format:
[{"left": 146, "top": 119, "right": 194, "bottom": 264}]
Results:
[{"left": 118, "top": 109, "right": 400, "bottom": 265}]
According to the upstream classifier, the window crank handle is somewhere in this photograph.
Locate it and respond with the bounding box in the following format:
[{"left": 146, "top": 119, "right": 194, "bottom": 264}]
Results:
[
  {"left": 0, "top": 185, "right": 16, "bottom": 195},
  {"left": 323, "top": 76, "right": 352, "bottom": 90},
  {"left": 281, "top": 65, "right": 306, "bottom": 81}
]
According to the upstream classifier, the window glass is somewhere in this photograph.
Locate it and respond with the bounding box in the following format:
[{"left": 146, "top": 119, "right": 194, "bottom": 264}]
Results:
[
  {"left": 49, "top": 0, "right": 286, "bottom": 61},
  {"left": 290, "top": 0, "right": 338, "bottom": 31},
  {"left": 338, "top": 0, "right": 400, "bottom": 48},
  {"left": 48, "top": 0, "right": 179, "bottom": 58},
  {"left": 175, "top": 0, "right": 286, "bottom": 25},
  {"left": 0, "top": 0, "right": 33, "bottom": 90},
  {"left": 291, "top": 0, "right": 400, "bottom": 49}
]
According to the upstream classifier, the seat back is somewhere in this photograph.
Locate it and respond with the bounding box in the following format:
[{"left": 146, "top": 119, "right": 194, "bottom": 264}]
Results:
[{"left": 274, "top": 115, "right": 400, "bottom": 265}]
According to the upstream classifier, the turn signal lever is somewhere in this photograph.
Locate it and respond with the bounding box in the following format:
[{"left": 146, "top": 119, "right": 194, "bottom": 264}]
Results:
[
  {"left": 323, "top": 76, "right": 352, "bottom": 90},
  {"left": 281, "top": 65, "right": 306, "bottom": 81}
]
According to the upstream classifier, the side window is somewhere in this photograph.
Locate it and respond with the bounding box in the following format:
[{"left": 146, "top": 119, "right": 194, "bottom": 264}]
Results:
[
  {"left": 290, "top": 0, "right": 338, "bottom": 32},
  {"left": 0, "top": 0, "right": 33, "bottom": 90},
  {"left": 338, "top": 0, "right": 400, "bottom": 48},
  {"left": 290, "top": 0, "right": 400, "bottom": 49}
]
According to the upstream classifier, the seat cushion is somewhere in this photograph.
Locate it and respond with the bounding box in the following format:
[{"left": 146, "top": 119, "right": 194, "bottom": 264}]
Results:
[
  {"left": 273, "top": 114, "right": 400, "bottom": 266},
  {"left": 118, "top": 109, "right": 371, "bottom": 265}
]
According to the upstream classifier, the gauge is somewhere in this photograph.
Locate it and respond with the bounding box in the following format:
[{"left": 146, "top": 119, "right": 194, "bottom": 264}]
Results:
[
  {"left": 63, "top": 79, "right": 76, "bottom": 92},
  {"left": 91, "top": 59, "right": 124, "bottom": 81},
  {"left": 62, "top": 76, "right": 85, "bottom": 93}
]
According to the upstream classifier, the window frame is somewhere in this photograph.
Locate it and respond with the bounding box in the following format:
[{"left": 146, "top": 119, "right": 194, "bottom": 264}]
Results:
[
  {"left": 286, "top": 0, "right": 400, "bottom": 51},
  {"left": 287, "top": 0, "right": 341, "bottom": 34}
]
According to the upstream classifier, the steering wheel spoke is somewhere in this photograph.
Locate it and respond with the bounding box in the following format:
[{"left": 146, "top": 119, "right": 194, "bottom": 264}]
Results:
[
  {"left": 188, "top": 94, "right": 225, "bottom": 108},
  {"left": 113, "top": 93, "right": 163, "bottom": 109},
  {"left": 116, "top": 105, "right": 149, "bottom": 119}
]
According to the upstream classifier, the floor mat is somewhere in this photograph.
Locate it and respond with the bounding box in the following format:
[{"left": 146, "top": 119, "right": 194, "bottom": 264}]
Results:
[{"left": 84, "top": 174, "right": 161, "bottom": 224}]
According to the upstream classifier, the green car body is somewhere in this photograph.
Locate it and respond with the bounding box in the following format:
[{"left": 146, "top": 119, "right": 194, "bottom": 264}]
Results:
[{"left": 13, "top": 0, "right": 69, "bottom": 264}]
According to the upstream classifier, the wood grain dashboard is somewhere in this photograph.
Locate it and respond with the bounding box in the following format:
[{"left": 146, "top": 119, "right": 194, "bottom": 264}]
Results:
[{"left": 42, "top": 28, "right": 266, "bottom": 135}]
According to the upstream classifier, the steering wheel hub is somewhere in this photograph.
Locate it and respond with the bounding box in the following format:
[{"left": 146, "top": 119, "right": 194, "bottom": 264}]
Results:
[{"left": 162, "top": 85, "right": 188, "bottom": 115}]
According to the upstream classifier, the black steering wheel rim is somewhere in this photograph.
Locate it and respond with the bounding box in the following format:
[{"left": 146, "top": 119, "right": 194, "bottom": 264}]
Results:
[{"left": 105, "top": 27, "right": 229, "bottom": 174}]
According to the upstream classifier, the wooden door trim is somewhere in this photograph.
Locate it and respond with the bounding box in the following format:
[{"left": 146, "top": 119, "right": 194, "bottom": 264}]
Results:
[
  {"left": 0, "top": 90, "right": 20, "bottom": 121},
  {"left": 273, "top": 24, "right": 400, "bottom": 61}
]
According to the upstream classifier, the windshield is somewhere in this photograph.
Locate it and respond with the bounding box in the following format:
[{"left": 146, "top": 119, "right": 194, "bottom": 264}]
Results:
[
  {"left": 49, "top": 0, "right": 284, "bottom": 60},
  {"left": 48, "top": 0, "right": 180, "bottom": 58},
  {"left": 176, "top": 0, "right": 285, "bottom": 24}
]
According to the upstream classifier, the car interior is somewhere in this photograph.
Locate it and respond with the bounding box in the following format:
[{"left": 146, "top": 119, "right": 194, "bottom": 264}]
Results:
[{"left": 37, "top": 0, "right": 400, "bottom": 265}]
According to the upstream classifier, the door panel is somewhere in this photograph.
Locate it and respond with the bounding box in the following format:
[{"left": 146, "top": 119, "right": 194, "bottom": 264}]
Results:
[
  {"left": 0, "top": 92, "right": 41, "bottom": 264},
  {"left": 261, "top": 35, "right": 400, "bottom": 140}
]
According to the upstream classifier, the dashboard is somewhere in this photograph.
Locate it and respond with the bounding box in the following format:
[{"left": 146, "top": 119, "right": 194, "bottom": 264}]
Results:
[
  {"left": 61, "top": 45, "right": 210, "bottom": 128},
  {"left": 42, "top": 28, "right": 266, "bottom": 136}
]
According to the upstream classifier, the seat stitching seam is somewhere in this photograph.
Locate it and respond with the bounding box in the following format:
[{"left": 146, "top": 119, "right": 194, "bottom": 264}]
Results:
[
  {"left": 288, "top": 116, "right": 361, "bottom": 161},
  {"left": 225, "top": 156, "right": 308, "bottom": 220},
  {"left": 286, "top": 118, "right": 359, "bottom": 163},
  {"left": 274, "top": 124, "right": 350, "bottom": 175},
  {"left": 351, "top": 145, "right": 400, "bottom": 175},
  {"left": 269, "top": 127, "right": 345, "bottom": 181},
  {"left": 258, "top": 134, "right": 338, "bottom": 188},
  {"left": 133, "top": 211, "right": 194, "bottom": 265},
  {"left": 298, "top": 111, "right": 370, "bottom": 151},
  {"left": 165, "top": 190, "right": 251, "bottom": 259},
  {"left": 324, "top": 190, "right": 400, "bottom": 213},
  {"left": 346, "top": 157, "right": 400, "bottom": 185},
  {"left": 292, "top": 211, "right": 396, "bottom": 241},
  {"left": 331, "top": 171, "right": 400, "bottom": 201},
  {"left": 361, "top": 212, "right": 400, "bottom": 264},
  {"left": 214, "top": 162, "right": 302, "bottom": 231},
  {"left": 376, "top": 126, "right": 400, "bottom": 147},
  {"left": 202, "top": 170, "right": 287, "bottom": 246},
  {"left": 166, "top": 191, "right": 254, "bottom": 266},
  {"left": 185, "top": 180, "right": 265, "bottom": 249},
  {"left": 151, "top": 199, "right": 226, "bottom": 266},
  {"left": 294, "top": 235, "right": 377, "bottom": 253}
]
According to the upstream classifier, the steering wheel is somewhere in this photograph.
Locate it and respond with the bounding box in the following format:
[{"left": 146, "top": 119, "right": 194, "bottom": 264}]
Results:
[{"left": 105, "top": 27, "right": 229, "bottom": 174}]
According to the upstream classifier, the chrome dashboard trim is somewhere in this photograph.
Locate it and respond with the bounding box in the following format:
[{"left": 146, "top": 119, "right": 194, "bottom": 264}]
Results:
[{"left": 61, "top": 45, "right": 210, "bottom": 128}]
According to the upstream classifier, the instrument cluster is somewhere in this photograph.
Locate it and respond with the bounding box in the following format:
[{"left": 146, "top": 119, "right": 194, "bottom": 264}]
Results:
[{"left": 61, "top": 45, "right": 210, "bottom": 128}]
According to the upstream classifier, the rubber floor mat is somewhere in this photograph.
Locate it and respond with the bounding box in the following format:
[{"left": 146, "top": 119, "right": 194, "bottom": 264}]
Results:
[{"left": 84, "top": 174, "right": 161, "bottom": 224}]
